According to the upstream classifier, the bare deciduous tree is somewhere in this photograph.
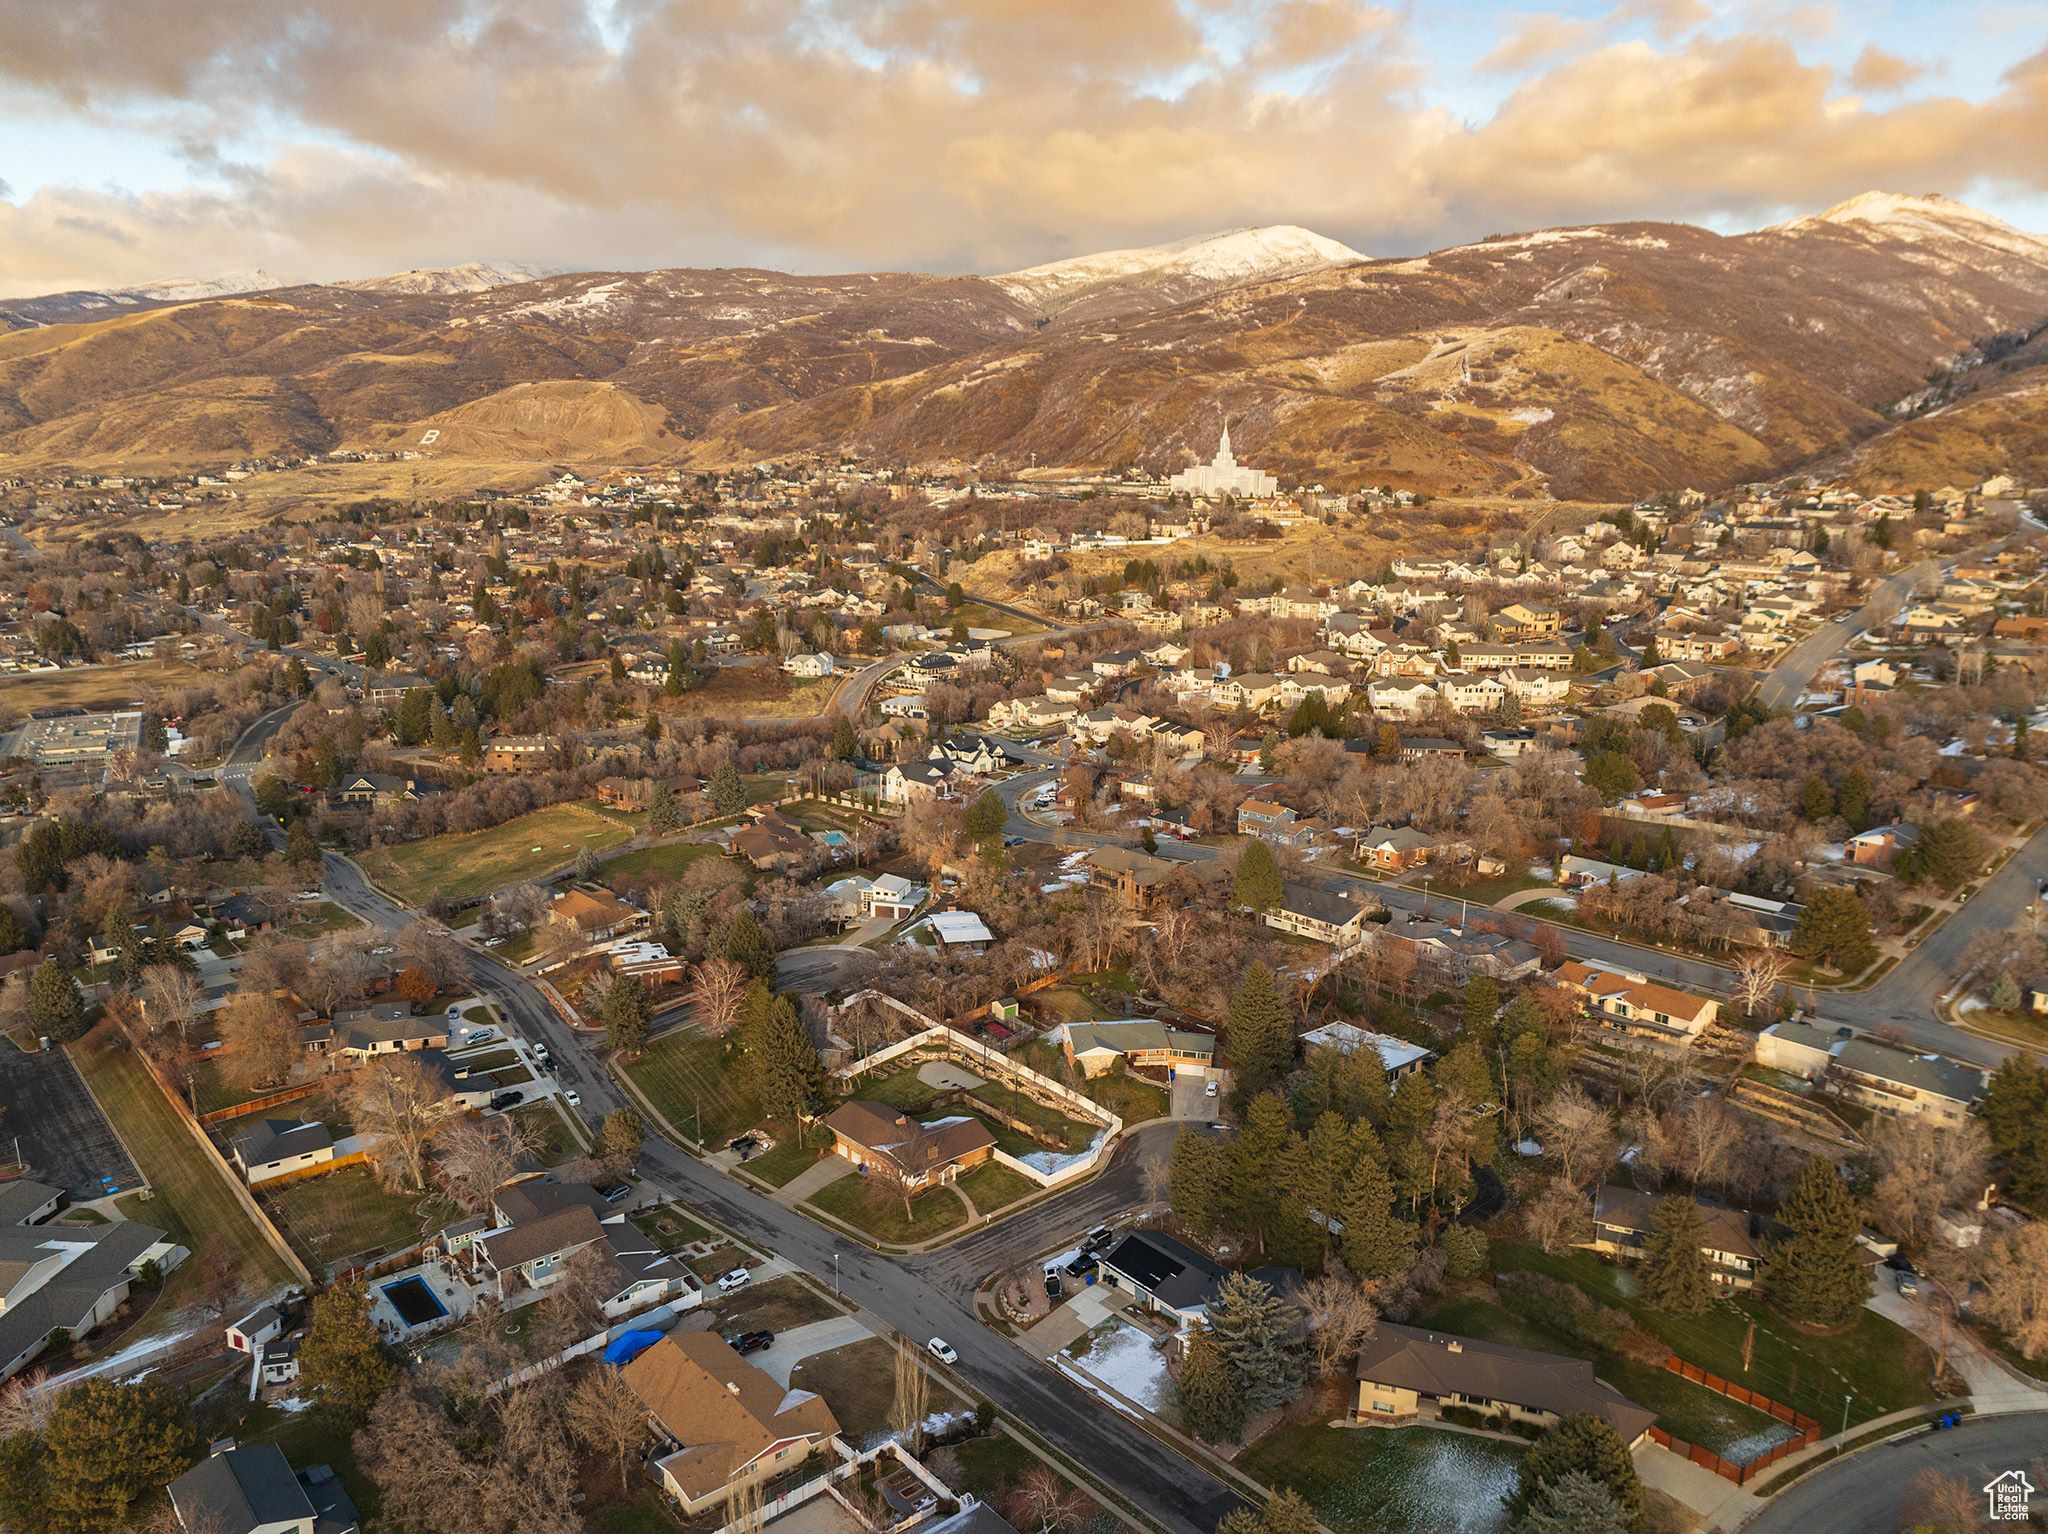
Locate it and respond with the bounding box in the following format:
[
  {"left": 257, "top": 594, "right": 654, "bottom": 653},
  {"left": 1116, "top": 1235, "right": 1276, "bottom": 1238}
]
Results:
[
  {"left": 140, "top": 964, "right": 203, "bottom": 1043},
  {"left": 436, "top": 1115, "right": 539, "bottom": 1214},
  {"left": 345, "top": 1053, "right": 455, "bottom": 1193},
  {"left": 889, "top": 1336, "right": 930, "bottom": 1455},
  {"left": 567, "top": 1365, "right": 653, "bottom": 1492},
  {"left": 1293, "top": 1266, "right": 1379, "bottom": 1381},
  {"left": 1532, "top": 1084, "right": 1616, "bottom": 1195},
  {"left": 1731, "top": 950, "right": 1787, "bottom": 1020},
  {"left": 691, "top": 956, "right": 749, "bottom": 1038}
]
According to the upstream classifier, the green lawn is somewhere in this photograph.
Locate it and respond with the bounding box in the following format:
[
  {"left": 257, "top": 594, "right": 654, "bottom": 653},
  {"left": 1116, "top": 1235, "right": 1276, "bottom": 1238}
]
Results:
[
  {"left": 357, "top": 803, "right": 632, "bottom": 906},
  {"left": 509, "top": 1099, "right": 583, "bottom": 1167},
  {"left": 282, "top": 900, "right": 365, "bottom": 938},
  {"left": 602, "top": 841, "right": 723, "bottom": 883},
  {"left": 260, "top": 1166, "right": 453, "bottom": 1270},
  {"left": 591, "top": 1487, "right": 683, "bottom": 1533},
  {"left": 622, "top": 1029, "right": 764, "bottom": 1147},
  {"left": 853, "top": 1062, "right": 946, "bottom": 1113},
  {"left": 633, "top": 1204, "right": 713, "bottom": 1250},
  {"left": 72, "top": 1039, "right": 295, "bottom": 1308},
  {"left": 185, "top": 1056, "right": 275, "bottom": 1116},
  {"left": 1014, "top": 1044, "right": 1168, "bottom": 1123},
  {"left": 956, "top": 1161, "right": 1039, "bottom": 1212},
  {"left": 967, "top": 1081, "right": 1102, "bottom": 1153},
  {"left": 805, "top": 1174, "right": 968, "bottom": 1245},
  {"left": 947, "top": 1431, "right": 1040, "bottom": 1505},
  {"left": 1237, "top": 1421, "right": 1523, "bottom": 1534},
  {"left": 1487, "top": 1242, "right": 1934, "bottom": 1429},
  {"left": 741, "top": 1123, "right": 830, "bottom": 1188}
]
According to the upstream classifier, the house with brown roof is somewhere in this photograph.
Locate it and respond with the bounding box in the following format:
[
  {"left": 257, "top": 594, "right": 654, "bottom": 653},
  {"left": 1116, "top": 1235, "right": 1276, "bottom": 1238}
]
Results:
[
  {"left": 1553, "top": 961, "right": 1719, "bottom": 1043},
  {"left": 547, "top": 886, "right": 649, "bottom": 941},
  {"left": 728, "top": 811, "right": 815, "bottom": 873},
  {"left": 465, "top": 1181, "right": 696, "bottom": 1319},
  {"left": 624, "top": 1332, "right": 842, "bottom": 1514},
  {"left": 820, "top": 1101, "right": 995, "bottom": 1191},
  {"left": 1353, "top": 1323, "right": 1656, "bottom": 1446}
]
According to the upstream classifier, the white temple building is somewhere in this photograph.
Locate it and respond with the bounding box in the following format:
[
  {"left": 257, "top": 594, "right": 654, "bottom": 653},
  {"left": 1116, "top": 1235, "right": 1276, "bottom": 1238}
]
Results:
[{"left": 1170, "top": 422, "right": 1277, "bottom": 500}]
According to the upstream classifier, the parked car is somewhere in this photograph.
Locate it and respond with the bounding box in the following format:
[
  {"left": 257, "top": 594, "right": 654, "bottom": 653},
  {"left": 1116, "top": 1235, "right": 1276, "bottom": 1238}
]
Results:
[
  {"left": 1064, "top": 1253, "right": 1099, "bottom": 1279},
  {"left": 599, "top": 1183, "right": 633, "bottom": 1205},
  {"left": 562, "top": 1089, "right": 582, "bottom": 1108},
  {"left": 717, "top": 1267, "right": 752, "bottom": 1293},
  {"left": 1083, "top": 1225, "right": 1114, "bottom": 1252},
  {"left": 488, "top": 1090, "right": 523, "bottom": 1111},
  {"left": 531, "top": 1041, "right": 551, "bottom": 1061},
  {"left": 1043, "top": 1268, "right": 1062, "bottom": 1300},
  {"left": 1896, "top": 1271, "right": 1923, "bottom": 1298},
  {"left": 1204, "top": 1079, "right": 1219, "bottom": 1097},
  {"left": 927, "top": 1338, "right": 958, "bottom": 1365},
  {"left": 730, "top": 1134, "right": 761, "bottom": 1161},
  {"left": 726, "top": 1330, "right": 775, "bottom": 1355}
]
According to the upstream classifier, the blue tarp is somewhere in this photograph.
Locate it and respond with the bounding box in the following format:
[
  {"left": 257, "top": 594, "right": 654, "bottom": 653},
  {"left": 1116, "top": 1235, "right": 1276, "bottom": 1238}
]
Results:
[{"left": 604, "top": 1329, "right": 664, "bottom": 1366}]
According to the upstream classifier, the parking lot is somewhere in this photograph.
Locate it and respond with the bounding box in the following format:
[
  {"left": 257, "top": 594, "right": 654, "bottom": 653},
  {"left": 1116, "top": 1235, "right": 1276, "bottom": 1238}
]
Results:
[{"left": 0, "top": 1041, "right": 140, "bottom": 1200}]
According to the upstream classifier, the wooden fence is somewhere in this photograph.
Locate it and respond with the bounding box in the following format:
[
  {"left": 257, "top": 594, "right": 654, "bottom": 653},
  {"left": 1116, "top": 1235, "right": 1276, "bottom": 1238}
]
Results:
[
  {"left": 197, "top": 1079, "right": 326, "bottom": 1126},
  {"left": 1647, "top": 1356, "right": 1821, "bottom": 1485}
]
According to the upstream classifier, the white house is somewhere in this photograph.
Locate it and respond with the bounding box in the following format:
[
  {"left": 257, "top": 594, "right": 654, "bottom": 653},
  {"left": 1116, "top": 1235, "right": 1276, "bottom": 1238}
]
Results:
[{"left": 782, "top": 652, "right": 835, "bottom": 678}]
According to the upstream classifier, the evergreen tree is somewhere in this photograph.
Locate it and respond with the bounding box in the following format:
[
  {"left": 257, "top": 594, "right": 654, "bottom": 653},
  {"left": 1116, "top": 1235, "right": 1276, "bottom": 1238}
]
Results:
[
  {"left": 1204, "top": 1273, "right": 1303, "bottom": 1414},
  {"left": 600, "top": 1107, "right": 643, "bottom": 1167},
  {"left": 1516, "top": 1470, "right": 1632, "bottom": 1534},
  {"left": 1170, "top": 1128, "right": 1231, "bottom": 1236},
  {"left": 1462, "top": 976, "right": 1499, "bottom": 1040},
  {"left": 708, "top": 760, "right": 747, "bottom": 816},
  {"left": 1439, "top": 1222, "right": 1489, "bottom": 1280},
  {"left": 1225, "top": 1092, "right": 1296, "bottom": 1249},
  {"left": 1798, "top": 776, "right": 1834, "bottom": 822},
  {"left": 831, "top": 714, "right": 860, "bottom": 761},
  {"left": 1791, "top": 888, "right": 1877, "bottom": 974},
  {"left": 1510, "top": 1413, "right": 1646, "bottom": 1534},
  {"left": 1639, "top": 1199, "right": 1715, "bottom": 1316},
  {"left": 722, "top": 910, "right": 778, "bottom": 981},
  {"left": 299, "top": 1278, "right": 398, "bottom": 1416},
  {"left": 1338, "top": 1125, "right": 1416, "bottom": 1277},
  {"left": 602, "top": 973, "right": 651, "bottom": 1055},
  {"left": 1436, "top": 1043, "right": 1498, "bottom": 1171},
  {"left": 1218, "top": 1490, "right": 1320, "bottom": 1534},
  {"left": 963, "top": 789, "right": 1008, "bottom": 846},
  {"left": 1385, "top": 1069, "right": 1439, "bottom": 1205},
  {"left": 1990, "top": 971, "right": 2024, "bottom": 1013},
  {"left": 1982, "top": 1057, "right": 2048, "bottom": 1209},
  {"left": 1174, "top": 1330, "right": 1245, "bottom": 1442},
  {"left": 1898, "top": 817, "right": 1982, "bottom": 891},
  {"left": 1764, "top": 1156, "right": 1871, "bottom": 1327},
  {"left": 34, "top": 1376, "right": 198, "bottom": 1532},
  {"left": 1226, "top": 963, "right": 1294, "bottom": 1095},
  {"left": 648, "top": 779, "right": 683, "bottom": 834},
  {"left": 27, "top": 960, "right": 83, "bottom": 1041},
  {"left": 746, "top": 991, "right": 827, "bottom": 1126},
  {"left": 1834, "top": 767, "right": 1870, "bottom": 830},
  {"left": 1233, "top": 840, "right": 1284, "bottom": 914}
]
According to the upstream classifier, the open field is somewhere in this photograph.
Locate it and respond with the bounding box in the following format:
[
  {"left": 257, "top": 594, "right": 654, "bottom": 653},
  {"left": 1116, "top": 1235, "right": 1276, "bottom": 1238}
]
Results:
[
  {"left": 1473, "top": 1242, "right": 1935, "bottom": 1431},
  {"left": 602, "top": 840, "right": 723, "bottom": 884},
  {"left": 261, "top": 1165, "right": 452, "bottom": 1268},
  {"left": 358, "top": 802, "right": 631, "bottom": 905},
  {"left": 622, "top": 1029, "right": 763, "bottom": 1147},
  {"left": 660, "top": 664, "right": 835, "bottom": 721},
  {"left": 739, "top": 1123, "right": 830, "bottom": 1188},
  {"left": 1238, "top": 1421, "right": 1523, "bottom": 1534},
  {"left": 713, "top": 1274, "right": 843, "bottom": 1334},
  {"left": 789, "top": 1337, "right": 967, "bottom": 1447},
  {"left": 510, "top": 1099, "right": 584, "bottom": 1166},
  {"left": 805, "top": 1173, "right": 968, "bottom": 1244},
  {"left": 72, "top": 1038, "right": 295, "bottom": 1303},
  {"left": 0, "top": 658, "right": 206, "bottom": 711}
]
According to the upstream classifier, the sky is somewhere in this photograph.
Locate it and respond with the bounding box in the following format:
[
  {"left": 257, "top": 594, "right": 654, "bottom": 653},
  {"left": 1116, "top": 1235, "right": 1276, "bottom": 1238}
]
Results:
[{"left": 2, "top": 0, "right": 2047, "bottom": 298}]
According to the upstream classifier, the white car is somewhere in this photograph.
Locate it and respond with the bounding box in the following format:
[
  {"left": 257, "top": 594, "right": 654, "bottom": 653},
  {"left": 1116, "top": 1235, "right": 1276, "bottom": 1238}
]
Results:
[
  {"left": 717, "top": 1267, "right": 752, "bottom": 1293},
  {"left": 926, "top": 1337, "right": 958, "bottom": 1365},
  {"left": 562, "top": 1089, "right": 581, "bottom": 1108}
]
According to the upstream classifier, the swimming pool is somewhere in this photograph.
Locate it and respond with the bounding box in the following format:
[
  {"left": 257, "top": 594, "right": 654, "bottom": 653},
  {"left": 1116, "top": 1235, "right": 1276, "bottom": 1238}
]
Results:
[{"left": 382, "top": 1275, "right": 449, "bottom": 1328}]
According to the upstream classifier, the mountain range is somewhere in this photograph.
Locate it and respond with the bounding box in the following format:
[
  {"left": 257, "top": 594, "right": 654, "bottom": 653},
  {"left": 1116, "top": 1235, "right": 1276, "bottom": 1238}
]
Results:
[{"left": 1, "top": 195, "right": 2044, "bottom": 501}]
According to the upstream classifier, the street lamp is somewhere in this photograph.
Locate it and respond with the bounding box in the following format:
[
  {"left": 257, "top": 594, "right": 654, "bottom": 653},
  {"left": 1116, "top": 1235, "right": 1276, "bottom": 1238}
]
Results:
[{"left": 832, "top": 1247, "right": 841, "bottom": 1296}]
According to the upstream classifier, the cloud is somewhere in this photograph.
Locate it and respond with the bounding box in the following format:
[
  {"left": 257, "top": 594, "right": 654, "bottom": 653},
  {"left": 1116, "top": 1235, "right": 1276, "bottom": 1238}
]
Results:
[
  {"left": 0, "top": 0, "right": 2042, "bottom": 296},
  {"left": 1478, "top": 13, "right": 1600, "bottom": 74},
  {"left": 1847, "top": 44, "right": 1927, "bottom": 92}
]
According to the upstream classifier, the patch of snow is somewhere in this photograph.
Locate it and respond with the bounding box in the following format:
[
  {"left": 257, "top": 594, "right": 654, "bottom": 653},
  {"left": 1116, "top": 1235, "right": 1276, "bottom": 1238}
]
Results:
[
  {"left": 1721, "top": 1423, "right": 1799, "bottom": 1464},
  {"left": 1065, "top": 1322, "right": 1171, "bottom": 1411},
  {"left": 994, "top": 225, "right": 1365, "bottom": 309},
  {"left": 340, "top": 260, "right": 554, "bottom": 295}
]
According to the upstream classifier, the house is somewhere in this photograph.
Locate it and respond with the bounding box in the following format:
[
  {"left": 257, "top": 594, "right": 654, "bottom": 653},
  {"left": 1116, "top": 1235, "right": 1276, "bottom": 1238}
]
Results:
[
  {"left": 922, "top": 910, "right": 995, "bottom": 950},
  {"left": 1099, "top": 1230, "right": 1228, "bottom": 1324},
  {"left": 859, "top": 873, "right": 927, "bottom": 922},
  {"left": 624, "top": 1332, "right": 842, "bottom": 1515},
  {"left": 229, "top": 1119, "right": 336, "bottom": 1185},
  {"left": 729, "top": 812, "right": 816, "bottom": 873},
  {"left": 466, "top": 1181, "right": 697, "bottom": 1316},
  {"left": 167, "top": 1441, "right": 359, "bottom": 1534},
  {"left": 1582, "top": 1188, "right": 1763, "bottom": 1292},
  {"left": 881, "top": 758, "right": 960, "bottom": 804},
  {"left": 332, "top": 1004, "right": 448, "bottom": 1059},
  {"left": 1823, "top": 1037, "right": 1985, "bottom": 1127},
  {"left": 1553, "top": 962, "right": 1720, "bottom": 1043},
  {"left": 1754, "top": 1020, "right": 1844, "bottom": 1079},
  {"left": 0, "top": 1216, "right": 188, "bottom": 1380},
  {"left": 820, "top": 1101, "right": 995, "bottom": 1190},
  {"left": 939, "top": 733, "right": 1014, "bottom": 774},
  {"left": 1847, "top": 823, "right": 1919, "bottom": 869},
  {"left": 1492, "top": 602, "right": 1562, "bottom": 639},
  {"left": 1085, "top": 845, "right": 1223, "bottom": 909},
  {"left": 1266, "top": 882, "right": 1372, "bottom": 948},
  {"left": 1299, "top": 1021, "right": 1431, "bottom": 1080},
  {"left": 0, "top": 1178, "right": 62, "bottom": 1227},
  {"left": 367, "top": 672, "right": 430, "bottom": 710},
  {"left": 1353, "top": 824, "right": 1436, "bottom": 873},
  {"left": 1353, "top": 1324, "right": 1655, "bottom": 1446},
  {"left": 1237, "top": 799, "right": 1314, "bottom": 847},
  {"left": 548, "top": 887, "right": 649, "bottom": 942},
  {"left": 1398, "top": 736, "right": 1467, "bottom": 762},
  {"left": 479, "top": 734, "right": 552, "bottom": 774},
  {"left": 332, "top": 772, "right": 426, "bottom": 809},
  {"left": 782, "top": 652, "right": 835, "bottom": 678},
  {"left": 1059, "top": 1020, "right": 1217, "bottom": 1078}
]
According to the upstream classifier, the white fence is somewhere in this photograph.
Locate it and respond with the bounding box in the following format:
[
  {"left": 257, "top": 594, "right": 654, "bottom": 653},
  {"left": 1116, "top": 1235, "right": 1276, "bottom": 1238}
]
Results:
[{"left": 835, "top": 1006, "right": 1122, "bottom": 1191}]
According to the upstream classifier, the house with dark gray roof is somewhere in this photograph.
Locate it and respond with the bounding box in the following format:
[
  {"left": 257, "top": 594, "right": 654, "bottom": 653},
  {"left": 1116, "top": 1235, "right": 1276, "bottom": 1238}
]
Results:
[
  {"left": 229, "top": 1119, "right": 335, "bottom": 1185},
  {"left": 465, "top": 1180, "right": 698, "bottom": 1319},
  {"left": 0, "top": 1178, "right": 62, "bottom": 1228},
  {"left": 1099, "top": 1231, "right": 1226, "bottom": 1323},
  {"left": 167, "top": 1439, "right": 359, "bottom": 1534},
  {"left": 0, "top": 1216, "right": 187, "bottom": 1380},
  {"left": 1353, "top": 1323, "right": 1656, "bottom": 1446}
]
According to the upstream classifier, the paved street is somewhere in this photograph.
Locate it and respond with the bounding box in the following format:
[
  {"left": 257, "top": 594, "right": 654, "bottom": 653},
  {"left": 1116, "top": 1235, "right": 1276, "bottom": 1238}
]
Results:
[{"left": 1743, "top": 1412, "right": 2048, "bottom": 1534}]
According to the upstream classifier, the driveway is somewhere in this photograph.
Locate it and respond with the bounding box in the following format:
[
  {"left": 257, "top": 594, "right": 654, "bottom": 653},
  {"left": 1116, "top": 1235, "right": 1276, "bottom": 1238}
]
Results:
[
  {"left": 1867, "top": 1277, "right": 2048, "bottom": 1413},
  {"left": 773, "top": 1154, "right": 854, "bottom": 1209},
  {"left": 0, "top": 1043, "right": 141, "bottom": 1201},
  {"left": 750, "top": 1315, "right": 873, "bottom": 1385},
  {"left": 1170, "top": 1073, "right": 1222, "bottom": 1122}
]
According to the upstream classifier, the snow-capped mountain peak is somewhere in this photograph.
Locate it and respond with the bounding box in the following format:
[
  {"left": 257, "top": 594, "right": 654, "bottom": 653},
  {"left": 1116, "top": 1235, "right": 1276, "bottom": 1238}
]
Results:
[
  {"left": 1774, "top": 191, "right": 2048, "bottom": 262},
  {"left": 337, "top": 260, "right": 557, "bottom": 295},
  {"left": 126, "top": 270, "right": 285, "bottom": 302},
  {"left": 993, "top": 225, "right": 1366, "bottom": 313}
]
